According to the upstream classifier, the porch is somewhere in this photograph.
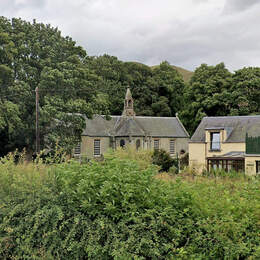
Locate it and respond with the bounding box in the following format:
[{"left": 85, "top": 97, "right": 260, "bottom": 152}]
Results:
[{"left": 207, "top": 151, "right": 245, "bottom": 172}]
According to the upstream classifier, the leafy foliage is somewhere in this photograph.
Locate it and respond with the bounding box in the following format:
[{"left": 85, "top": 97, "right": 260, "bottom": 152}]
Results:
[
  {"left": 180, "top": 63, "right": 233, "bottom": 134},
  {"left": 1, "top": 15, "right": 260, "bottom": 156},
  {"left": 89, "top": 57, "right": 186, "bottom": 118},
  {"left": 230, "top": 67, "right": 260, "bottom": 115},
  {"left": 0, "top": 152, "right": 259, "bottom": 259},
  {"left": 0, "top": 17, "right": 105, "bottom": 155},
  {"left": 152, "top": 149, "right": 178, "bottom": 172}
]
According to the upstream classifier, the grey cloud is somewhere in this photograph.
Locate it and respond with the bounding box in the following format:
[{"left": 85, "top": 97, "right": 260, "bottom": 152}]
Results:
[
  {"left": 2, "top": 0, "right": 46, "bottom": 13},
  {"left": 223, "top": 0, "right": 260, "bottom": 14},
  {"left": 1, "top": 0, "right": 260, "bottom": 71},
  {"left": 192, "top": 0, "right": 209, "bottom": 4},
  {"left": 73, "top": 4, "right": 260, "bottom": 71}
]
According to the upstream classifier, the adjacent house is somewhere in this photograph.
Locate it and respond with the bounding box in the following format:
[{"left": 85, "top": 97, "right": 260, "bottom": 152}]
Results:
[
  {"left": 75, "top": 88, "right": 189, "bottom": 159},
  {"left": 189, "top": 116, "right": 260, "bottom": 175}
]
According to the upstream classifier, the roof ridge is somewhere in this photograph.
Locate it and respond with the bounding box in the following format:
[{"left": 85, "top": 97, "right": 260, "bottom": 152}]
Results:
[
  {"left": 85, "top": 114, "right": 190, "bottom": 138},
  {"left": 106, "top": 115, "right": 179, "bottom": 119},
  {"left": 204, "top": 115, "right": 260, "bottom": 118},
  {"left": 134, "top": 116, "right": 177, "bottom": 119}
]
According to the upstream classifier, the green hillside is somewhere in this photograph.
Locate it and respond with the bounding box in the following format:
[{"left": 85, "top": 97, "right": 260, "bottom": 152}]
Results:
[
  {"left": 127, "top": 62, "right": 193, "bottom": 82},
  {"left": 171, "top": 65, "right": 194, "bottom": 82},
  {"left": 151, "top": 64, "right": 193, "bottom": 82}
]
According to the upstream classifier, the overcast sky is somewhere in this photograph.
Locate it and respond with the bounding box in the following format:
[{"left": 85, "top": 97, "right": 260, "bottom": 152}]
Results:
[{"left": 2, "top": 0, "right": 260, "bottom": 71}]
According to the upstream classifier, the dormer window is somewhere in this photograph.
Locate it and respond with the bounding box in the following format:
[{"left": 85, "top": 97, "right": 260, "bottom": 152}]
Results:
[{"left": 210, "top": 132, "right": 220, "bottom": 151}]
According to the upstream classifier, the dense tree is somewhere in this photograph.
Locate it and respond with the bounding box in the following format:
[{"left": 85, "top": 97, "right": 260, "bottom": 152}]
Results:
[
  {"left": 180, "top": 63, "right": 233, "bottom": 134},
  {"left": 88, "top": 55, "right": 127, "bottom": 115},
  {"left": 89, "top": 57, "right": 185, "bottom": 117},
  {"left": 0, "top": 19, "right": 23, "bottom": 155},
  {"left": 0, "top": 17, "right": 104, "bottom": 155},
  {"left": 149, "top": 61, "right": 185, "bottom": 116},
  {"left": 1, "top": 16, "right": 260, "bottom": 155},
  {"left": 123, "top": 61, "right": 154, "bottom": 115},
  {"left": 230, "top": 67, "right": 260, "bottom": 115}
]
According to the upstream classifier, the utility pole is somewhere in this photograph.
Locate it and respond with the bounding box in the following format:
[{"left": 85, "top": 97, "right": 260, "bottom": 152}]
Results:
[{"left": 35, "top": 87, "right": 40, "bottom": 154}]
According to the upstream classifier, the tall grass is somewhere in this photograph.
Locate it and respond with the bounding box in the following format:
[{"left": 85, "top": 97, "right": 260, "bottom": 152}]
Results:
[
  {"left": 0, "top": 149, "right": 259, "bottom": 259},
  {"left": 105, "top": 146, "right": 154, "bottom": 170}
]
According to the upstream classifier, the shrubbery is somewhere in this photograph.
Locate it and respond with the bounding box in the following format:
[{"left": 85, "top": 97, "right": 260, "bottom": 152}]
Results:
[
  {"left": 0, "top": 151, "right": 259, "bottom": 259},
  {"left": 152, "top": 149, "right": 178, "bottom": 172}
]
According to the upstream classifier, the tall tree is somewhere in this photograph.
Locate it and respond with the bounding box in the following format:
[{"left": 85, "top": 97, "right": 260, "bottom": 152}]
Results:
[
  {"left": 88, "top": 54, "right": 127, "bottom": 115},
  {"left": 89, "top": 57, "right": 185, "bottom": 117},
  {"left": 149, "top": 61, "right": 185, "bottom": 116},
  {"left": 180, "top": 63, "right": 233, "bottom": 134},
  {"left": 0, "top": 17, "right": 106, "bottom": 155},
  {"left": 230, "top": 67, "right": 260, "bottom": 115},
  {"left": 0, "top": 18, "right": 23, "bottom": 155}
]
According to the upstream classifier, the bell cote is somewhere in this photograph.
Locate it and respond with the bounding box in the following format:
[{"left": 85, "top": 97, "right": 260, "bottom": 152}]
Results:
[{"left": 122, "top": 87, "right": 135, "bottom": 117}]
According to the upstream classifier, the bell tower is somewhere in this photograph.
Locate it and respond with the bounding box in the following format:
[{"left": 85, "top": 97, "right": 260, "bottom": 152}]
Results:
[{"left": 122, "top": 87, "right": 135, "bottom": 117}]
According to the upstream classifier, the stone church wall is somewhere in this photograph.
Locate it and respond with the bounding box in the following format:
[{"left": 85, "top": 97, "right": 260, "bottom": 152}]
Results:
[{"left": 81, "top": 136, "right": 111, "bottom": 158}]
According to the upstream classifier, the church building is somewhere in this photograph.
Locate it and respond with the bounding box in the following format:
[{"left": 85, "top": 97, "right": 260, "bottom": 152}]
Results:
[{"left": 75, "top": 88, "right": 189, "bottom": 158}]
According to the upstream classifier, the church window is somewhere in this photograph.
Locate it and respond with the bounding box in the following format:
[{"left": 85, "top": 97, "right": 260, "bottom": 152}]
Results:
[
  {"left": 170, "top": 140, "right": 175, "bottom": 155},
  {"left": 154, "top": 139, "right": 160, "bottom": 150},
  {"left": 94, "top": 139, "right": 101, "bottom": 156},
  {"left": 120, "top": 139, "right": 125, "bottom": 148},
  {"left": 136, "top": 139, "right": 141, "bottom": 150}
]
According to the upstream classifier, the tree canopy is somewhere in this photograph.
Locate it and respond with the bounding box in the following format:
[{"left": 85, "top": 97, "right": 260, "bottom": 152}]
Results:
[
  {"left": 0, "top": 16, "right": 260, "bottom": 155},
  {"left": 0, "top": 17, "right": 104, "bottom": 155}
]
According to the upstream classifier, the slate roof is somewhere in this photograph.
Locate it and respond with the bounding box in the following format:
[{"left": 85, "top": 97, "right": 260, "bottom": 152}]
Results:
[
  {"left": 191, "top": 116, "right": 260, "bottom": 143},
  {"left": 207, "top": 151, "right": 245, "bottom": 159},
  {"left": 222, "top": 151, "right": 245, "bottom": 158},
  {"left": 83, "top": 115, "right": 189, "bottom": 138}
]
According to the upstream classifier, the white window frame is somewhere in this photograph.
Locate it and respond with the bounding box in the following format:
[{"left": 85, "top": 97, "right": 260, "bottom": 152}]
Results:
[
  {"left": 169, "top": 139, "right": 175, "bottom": 155},
  {"left": 210, "top": 132, "right": 221, "bottom": 151},
  {"left": 94, "top": 139, "right": 101, "bottom": 156},
  {"left": 154, "top": 139, "right": 160, "bottom": 150}
]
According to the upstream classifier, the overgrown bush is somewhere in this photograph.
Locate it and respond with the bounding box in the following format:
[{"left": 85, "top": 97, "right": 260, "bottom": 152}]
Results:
[
  {"left": 179, "top": 152, "right": 189, "bottom": 169},
  {"left": 105, "top": 146, "right": 153, "bottom": 170},
  {"left": 152, "top": 149, "right": 178, "bottom": 172},
  {"left": 0, "top": 152, "right": 259, "bottom": 259}
]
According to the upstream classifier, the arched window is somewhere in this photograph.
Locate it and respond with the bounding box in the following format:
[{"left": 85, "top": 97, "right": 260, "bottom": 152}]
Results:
[
  {"left": 180, "top": 149, "right": 186, "bottom": 155},
  {"left": 136, "top": 139, "right": 141, "bottom": 150},
  {"left": 128, "top": 100, "right": 132, "bottom": 107},
  {"left": 120, "top": 139, "right": 125, "bottom": 148}
]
